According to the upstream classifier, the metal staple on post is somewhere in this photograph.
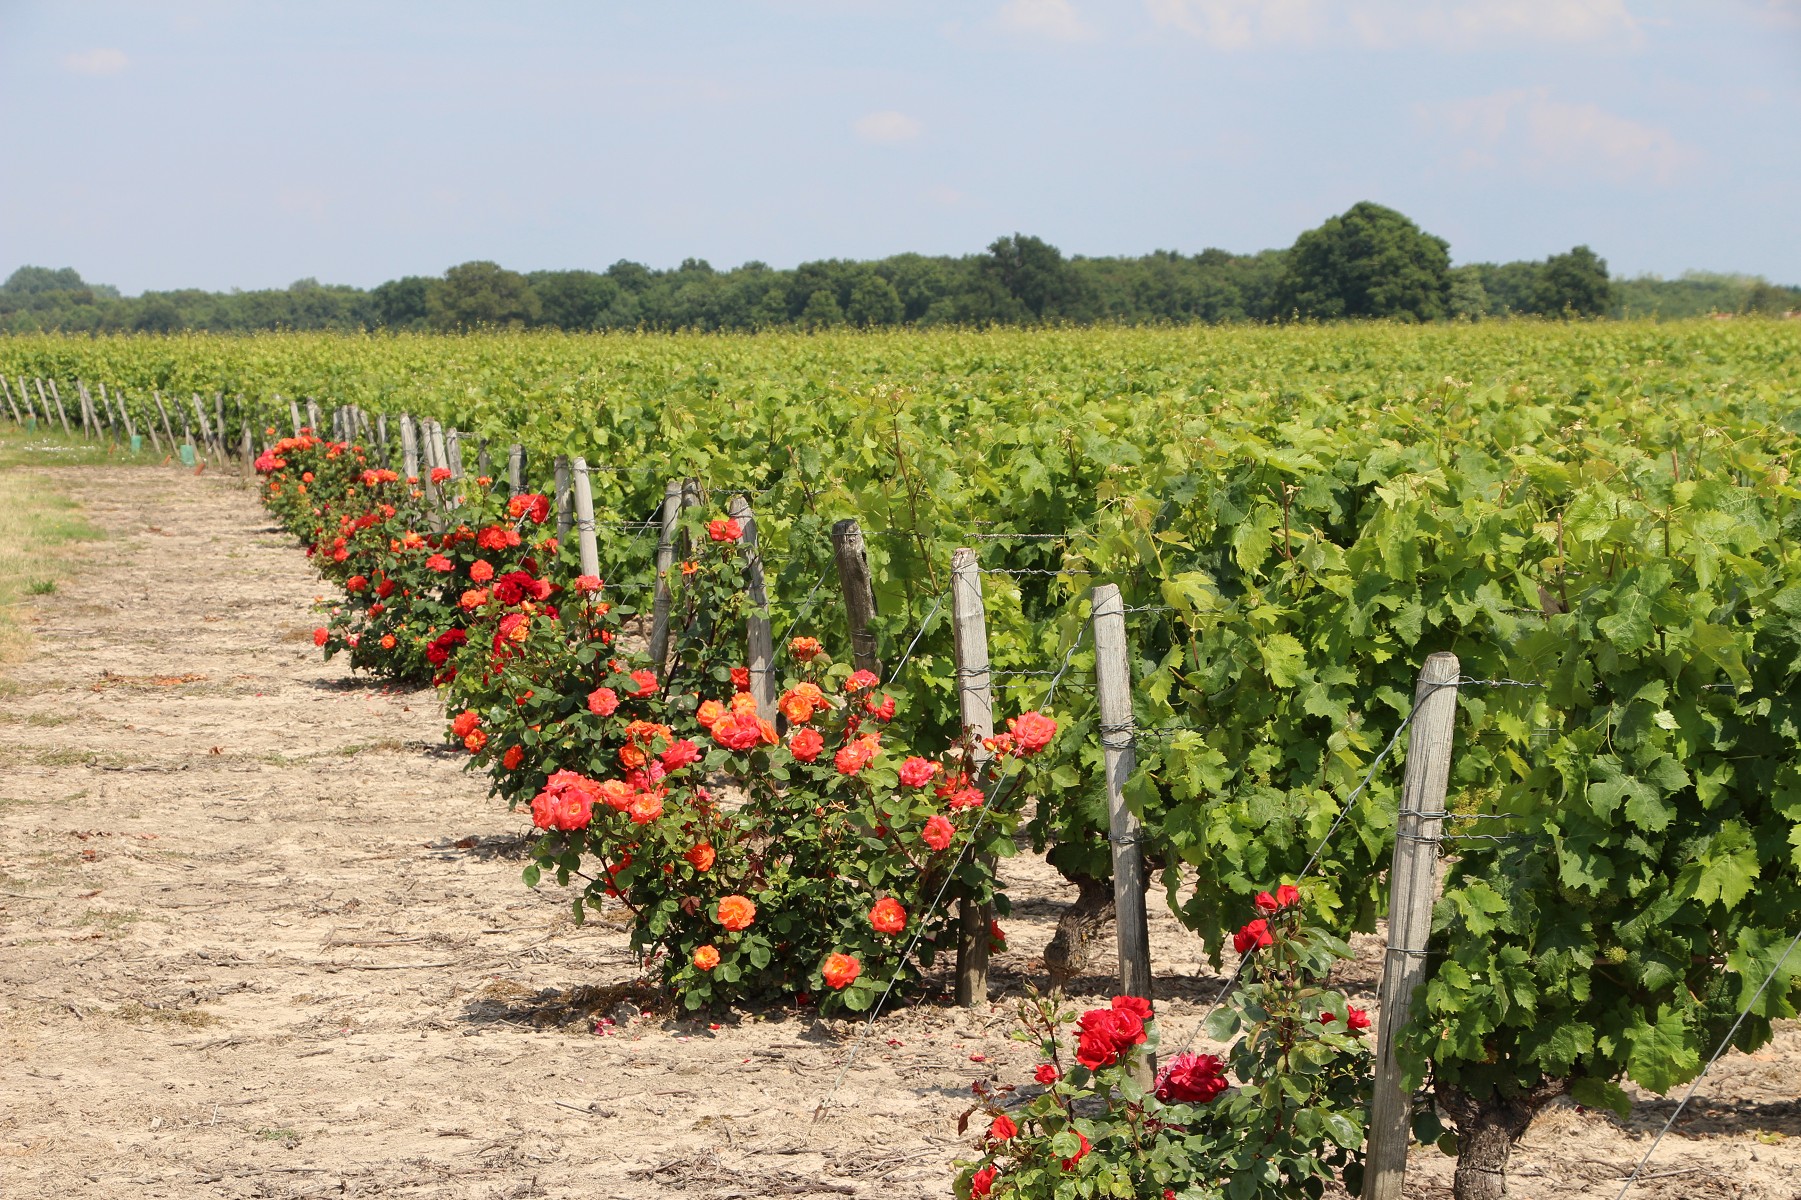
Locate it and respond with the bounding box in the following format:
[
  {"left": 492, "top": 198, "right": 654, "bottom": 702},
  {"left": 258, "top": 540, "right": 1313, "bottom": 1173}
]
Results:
[
  {"left": 950, "top": 546, "right": 995, "bottom": 1008},
  {"left": 1092, "top": 584, "right": 1154, "bottom": 1041},
  {"left": 1363, "top": 652, "right": 1461, "bottom": 1200},
  {"left": 729, "top": 495, "right": 777, "bottom": 723}
]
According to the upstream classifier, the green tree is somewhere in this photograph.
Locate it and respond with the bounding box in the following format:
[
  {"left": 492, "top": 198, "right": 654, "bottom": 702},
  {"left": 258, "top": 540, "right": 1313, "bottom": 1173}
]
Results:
[
  {"left": 1536, "top": 245, "right": 1612, "bottom": 317},
  {"left": 1449, "top": 265, "right": 1491, "bottom": 320},
  {"left": 846, "top": 273, "right": 903, "bottom": 327},
  {"left": 1276, "top": 202, "right": 1452, "bottom": 321},
  {"left": 527, "top": 270, "right": 619, "bottom": 330},
  {"left": 981, "top": 233, "right": 1088, "bottom": 320},
  {"left": 426, "top": 261, "right": 541, "bottom": 330},
  {"left": 798, "top": 288, "right": 844, "bottom": 329},
  {"left": 370, "top": 276, "right": 432, "bottom": 330}
]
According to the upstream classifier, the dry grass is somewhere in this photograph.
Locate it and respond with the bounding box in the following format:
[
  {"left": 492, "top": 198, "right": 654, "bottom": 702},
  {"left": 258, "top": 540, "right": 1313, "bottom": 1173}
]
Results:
[{"left": 0, "top": 428, "right": 143, "bottom": 662}]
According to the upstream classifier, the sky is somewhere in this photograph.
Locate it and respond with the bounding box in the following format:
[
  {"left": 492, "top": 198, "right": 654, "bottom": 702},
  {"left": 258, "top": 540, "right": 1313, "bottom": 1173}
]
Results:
[{"left": 2, "top": 0, "right": 1798, "bottom": 294}]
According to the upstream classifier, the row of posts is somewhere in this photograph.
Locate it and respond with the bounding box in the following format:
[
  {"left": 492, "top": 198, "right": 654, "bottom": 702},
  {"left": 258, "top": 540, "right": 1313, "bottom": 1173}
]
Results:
[
  {"left": 256, "top": 402, "right": 1458, "bottom": 1197},
  {"left": 0, "top": 375, "right": 269, "bottom": 471}
]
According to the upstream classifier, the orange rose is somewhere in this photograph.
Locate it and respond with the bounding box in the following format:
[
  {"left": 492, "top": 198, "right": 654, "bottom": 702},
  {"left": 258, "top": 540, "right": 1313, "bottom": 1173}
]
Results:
[
  {"left": 463, "top": 730, "right": 487, "bottom": 754},
  {"left": 696, "top": 699, "right": 726, "bottom": 728},
  {"left": 715, "top": 894, "right": 756, "bottom": 931},
  {"left": 869, "top": 897, "right": 906, "bottom": 936},
  {"left": 822, "top": 952, "right": 861, "bottom": 990},
  {"left": 685, "top": 842, "right": 716, "bottom": 872},
  {"left": 693, "top": 945, "right": 720, "bottom": 971}
]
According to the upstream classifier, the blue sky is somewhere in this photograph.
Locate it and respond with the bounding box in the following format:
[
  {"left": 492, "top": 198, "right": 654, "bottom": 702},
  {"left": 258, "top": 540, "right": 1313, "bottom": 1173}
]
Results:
[{"left": 3, "top": 1, "right": 1797, "bottom": 293}]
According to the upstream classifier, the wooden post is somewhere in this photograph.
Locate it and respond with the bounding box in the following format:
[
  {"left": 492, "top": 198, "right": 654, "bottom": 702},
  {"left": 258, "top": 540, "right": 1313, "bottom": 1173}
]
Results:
[
  {"left": 425, "top": 421, "right": 450, "bottom": 525},
  {"left": 17, "top": 377, "right": 37, "bottom": 423},
  {"left": 191, "top": 394, "right": 219, "bottom": 462},
  {"left": 75, "top": 381, "right": 94, "bottom": 438},
  {"left": 647, "top": 477, "right": 685, "bottom": 671},
  {"left": 444, "top": 427, "right": 464, "bottom": 511},
  {"left": 570, "top": 457, "right": 602, "bottom": 579},
  {"left": 45, "top": 380, "right": 71, "bottom": 435},
  {"left": 0, "top": 376, "right": 18, "bottom": 423},
  {"left": 1363, "top": 652, "right": 1461, "bottom": 1200},
  {"left": 399, "top": 414, "right": 420, "bottom": 481},
  {"left": 1092, "top": 585, "right": 1154, "bottom": 1022},
  {"left": 288, "top": 396, "right": 303, "bottom": 436},
  {"left": 832, "top": 519, "right": 880, "bottom": 675},
  {"left": 475, "top": 438, "right": 493, "bottom": 484},
  {"left": 951, "top": 546, "right": 995, "bottom": 1008},
  {"left": 112, "top": 387, "right": 138, "bottom": 445},
  {"left": 240, "top": 422, "right": 253, "bottom": 472},
  {"left": 553, "top": 456, "right": 573, "bottom": 541},
  {"left": 729, "top": 495, "right": 778, "bottom": 722},
  {"left": 506, "top": 444, "right": 526, "bottom": 497},
  {"left": 376, "top": 413, "right": 389, "bottom": 462},
  {"left": 151, "top": 392, "right": 175, "bottom": 448},
  {"left": 305, "top": 398, "right": 320, "bottom": 433},
  {"left": 215, "top": 394, "right": 228, "bottom": 452}
]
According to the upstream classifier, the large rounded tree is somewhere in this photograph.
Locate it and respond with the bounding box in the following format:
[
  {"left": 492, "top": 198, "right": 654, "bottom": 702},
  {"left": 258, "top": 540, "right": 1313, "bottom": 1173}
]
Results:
[{"left": 1277, "top": 201, "right": 1452, "bottom": 322}]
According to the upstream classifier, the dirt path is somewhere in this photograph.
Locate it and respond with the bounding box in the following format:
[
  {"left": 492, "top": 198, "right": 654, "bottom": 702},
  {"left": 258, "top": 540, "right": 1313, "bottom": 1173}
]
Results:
[{"left": 2, "top": 466, "right": 1799, "bottom": 1200}]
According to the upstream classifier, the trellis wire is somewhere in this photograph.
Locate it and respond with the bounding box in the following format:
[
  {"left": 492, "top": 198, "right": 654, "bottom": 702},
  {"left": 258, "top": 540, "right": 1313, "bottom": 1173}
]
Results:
[
  {"left": 775, "top": 568, "right": 834, "bottom": 651},
  {"left": 1612, "top": 927, "right": 1801, "bottom": 1199},
  {"left": 814, "top": 627, "right": 1090, "bottom": 1120},
  {"left": 880, "top": 589, "right": 947, "bottom": 690}
]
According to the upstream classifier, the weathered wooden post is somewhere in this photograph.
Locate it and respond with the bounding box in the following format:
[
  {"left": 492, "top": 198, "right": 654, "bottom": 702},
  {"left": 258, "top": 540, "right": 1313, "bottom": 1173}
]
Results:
[
  {"left": 1363, "top": 652, "right": 1461, "bottom": 1200},
  {"left": 305, "top": 398, "right": 320, "bottom": 433},
  {"left": 832, "top": 518, "right": 880, "bottom": 676},
  {"left": 570, "top": 456, "right": 602, "bottom": 579},
  {"left": 149, "top": 392, "right": 174, "bottom": 448},
  {"left": 506, "top": 444, "right": 526, "bottom": 497},
  {"left": 550, "top": 456, "right": 571, "bottom": 541},
  {"left": 444, "top": 427, "right": 464, "bottom": 510},
  {"left": 44, "top": 380, "right": 72, "bottom": 435},
  {"left": 1092, "top": 585, "right": 1154, "bottom": 1049},
  {"left": 287, "top": 396, "right": 302, "bottom": 436},
  {"left": 475, "top": 438, "right": 492, "bottom": 484},
  {"left": 75, "top": 381, "right": 95, "bottom": 438},
  {"left": 729, "top": 495, "right": 778, "bottom": 723},
  {"left": 0, "top": 376, "right": 19, "bottom": 424},
  {"left": 214, "top": 394, "right": 227, "bottom": 452},
  {"left": 951, "top": 546, "right": 996, "bottom": 1008},
  {"left": 376, "top": 412, "right": 389, "bottom": 461},
  {"left": 399, "top": 413, "right": 421, "bottom": 482},
  {"left": 647, "top": 477, "right": 685, "bottom": 670}
]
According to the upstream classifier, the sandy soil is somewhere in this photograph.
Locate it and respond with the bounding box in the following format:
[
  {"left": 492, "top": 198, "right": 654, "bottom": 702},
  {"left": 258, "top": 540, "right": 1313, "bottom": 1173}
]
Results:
[{"left": 1, "top": 465, "right": 1799, "bottom": 1200}]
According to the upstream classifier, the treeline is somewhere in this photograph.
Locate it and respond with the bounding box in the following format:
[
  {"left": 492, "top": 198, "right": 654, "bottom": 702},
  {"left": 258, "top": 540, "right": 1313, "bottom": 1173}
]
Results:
[{"left": 5, "top": 202, "right": 1796, "bottom": 334}]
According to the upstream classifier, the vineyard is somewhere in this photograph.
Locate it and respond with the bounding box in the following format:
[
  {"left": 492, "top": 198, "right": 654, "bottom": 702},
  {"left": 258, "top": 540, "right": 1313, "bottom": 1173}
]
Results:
[{"left": 5, "top": 318, "right": 1801, "bottom": 1199}]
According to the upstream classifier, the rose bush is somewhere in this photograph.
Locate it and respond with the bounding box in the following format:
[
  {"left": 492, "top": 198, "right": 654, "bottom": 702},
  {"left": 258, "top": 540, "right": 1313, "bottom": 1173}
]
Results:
[{"left": 955, "top": 886, "right": 1372, "bottom": 1198}]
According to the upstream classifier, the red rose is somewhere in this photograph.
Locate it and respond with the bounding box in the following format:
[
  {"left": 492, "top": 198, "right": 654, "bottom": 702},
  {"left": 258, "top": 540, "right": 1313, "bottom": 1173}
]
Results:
[
  {"left": 502, "top": 745, "right": 524, "bottom": 770},
  {"left": 1006, "top": 710, "right": 1058, "bottom": 755},
  {"left": 429, "top": 466, "right": 451, "bottom": 484},
  {"left": 313, "top": 627, "right": 328, "bottom": 647},
  {"left": 898, "top": 756, "right": 939, "bottom": 788},
  {"left": 1060, "top": 1130, "right": 1090, "bottom": 1171},
  {"left": 573, "top": 573, "right": 602, "bottom": 593},
  {"left": 788, "top": 726, "right": 825, "bottom": 762},
  {"left": 661, "top": 738, "right": 701, "bottom": 770},
  {"left": 730, "top": 665, "right": 751, "bottom": 692},
  {"left": 1155, "top": 1051, "right": 1227, "bottom": 1104},
  {"left": 869, "top": 897, "right": 906, "bottom": 935},
  {"left": 708, "top": 517, "right": 743, "bottom": 543},
  {"left": 1253, "top": 882, "right": 1302, "bottom": 915},
  {"left": 845, "top": 669, "right": 878, "bottom": 693},
  {"left": 1233, "top": 918, "right": 1274, "bottom": 955},
  {"left": 450, "top": 710, "right": 480, "bottom": 739},
  {"left": 922, "top": 815, "right": 955, "bottom": 851},
  {"left": 587, "top": 686, "right": 619, "bottom": 717},
  {"left": 1034, "top": 1063, "right": 1059, "bottom": 1085},
  {"left": 988, "top": 1114, "right": 1017, "bottom": 1142},
  {"left": 1347, "top": 1006, "right": 1372, "bottom": 1033},
  {"left": 970, "top": 1166, "right": 997, "bottom": 1198},
  {"left": 345, "top": 574, "right": 367, "bottom": 592},
  {"left": 630, "top": 669, "right": 658, "bottom": 698},
  {"left": 1111, "top": 994, "right": 1153, "bottom": 1022},
  {"left": 469, "top": 559, "right": 494, "bottom": 583},
  {"left": 462, "top": 729, "right": 487, "bottom": 754}
]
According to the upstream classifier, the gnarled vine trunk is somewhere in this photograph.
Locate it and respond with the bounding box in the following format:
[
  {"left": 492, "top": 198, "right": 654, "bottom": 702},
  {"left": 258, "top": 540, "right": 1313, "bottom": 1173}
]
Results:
[
  {"left": 1043, "top": 873, "right": 1114, "bottom": 986},
  {"left": 1437, "top": 1078, "right": 1568, "bottom": 1200}
]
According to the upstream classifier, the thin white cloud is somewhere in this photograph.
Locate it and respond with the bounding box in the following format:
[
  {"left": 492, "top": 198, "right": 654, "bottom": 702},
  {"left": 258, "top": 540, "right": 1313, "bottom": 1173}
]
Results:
[
  {"left": 853, "top": 110, "right": 923, "bottom": 144},
  {"left": 1427, "top": 87, "right": 1698, "bottom": 184},
  {"left": 996, "top": 0, "right": 1096, "bottom": 42},
  {"left": 62, "top": 47, "right": 129, "bottom": 76},
  {"left": 1149, "top": 0, "right": 1640, "bottom": 49}
]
